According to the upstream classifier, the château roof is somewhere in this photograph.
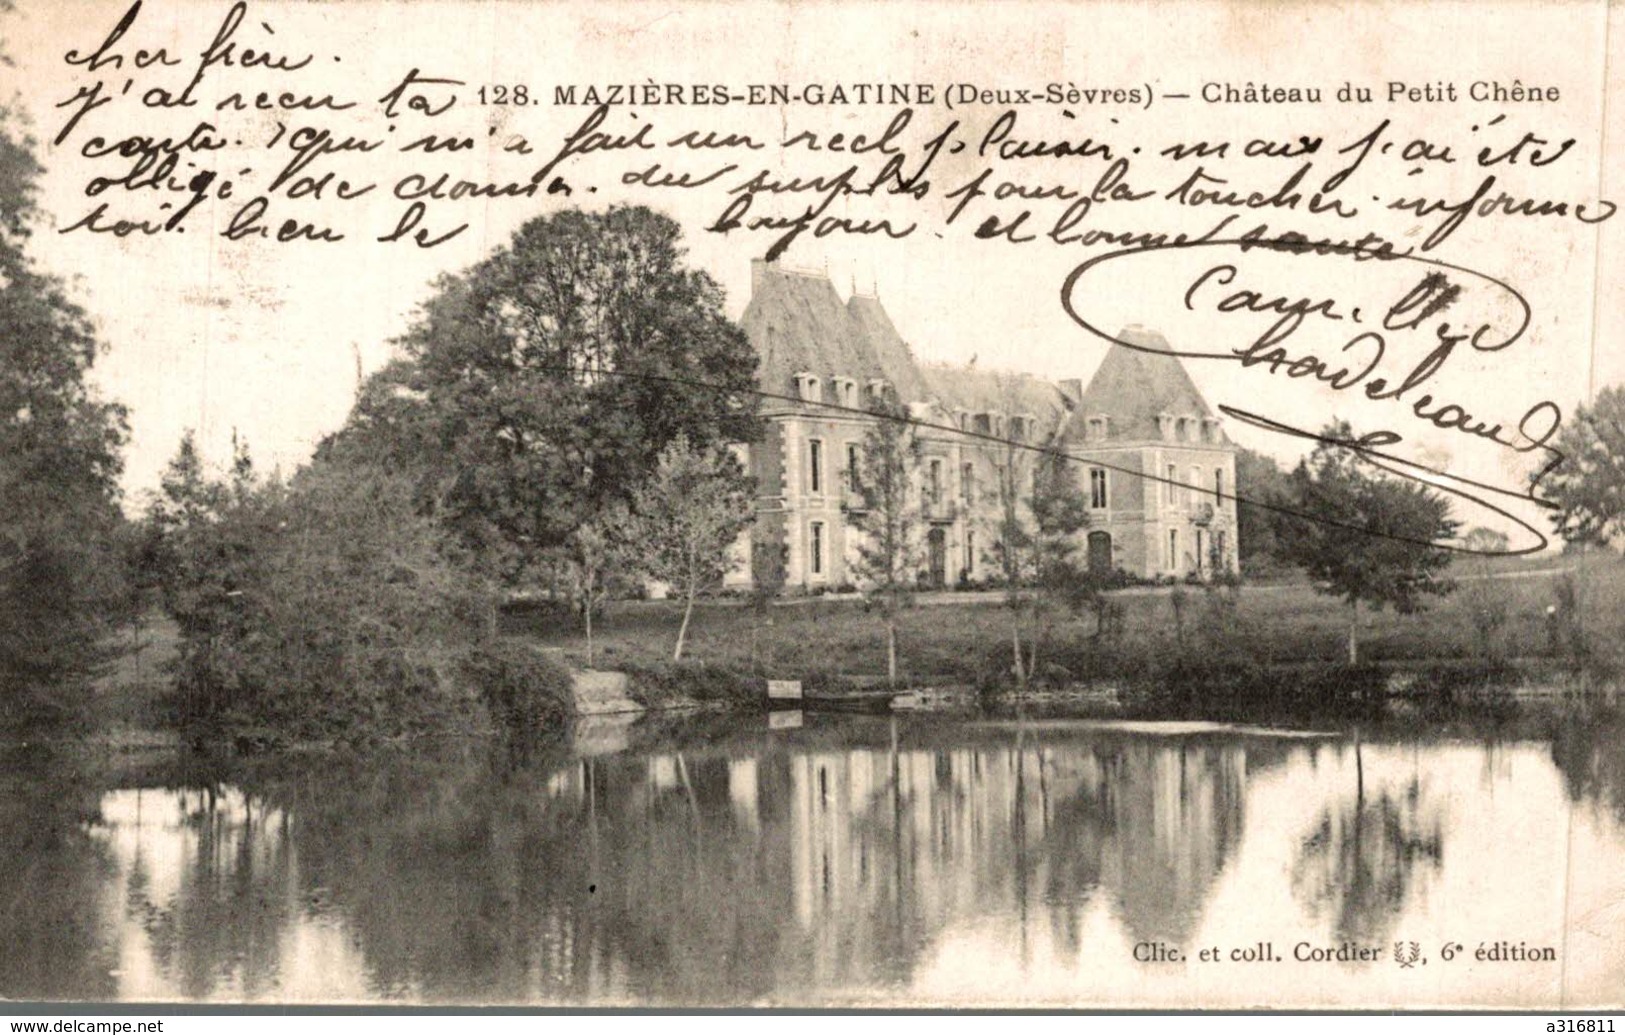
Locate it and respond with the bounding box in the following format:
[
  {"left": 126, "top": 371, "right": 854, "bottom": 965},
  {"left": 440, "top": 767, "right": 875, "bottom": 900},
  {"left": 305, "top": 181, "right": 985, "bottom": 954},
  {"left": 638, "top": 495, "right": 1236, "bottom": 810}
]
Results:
[
  {"left": 739, "top": 264, "right": 1222, "bottom": 448},
  {"left": 919, "top": 364, "right": 1073, "bottom": 436},
  {"left": 740, "top": 261, "right": 929, "bottom": 405},
  {"left": 843, "top": 293, "right": 933, "bottom": 404},
  {"left": 1066, "top": 326, "right": 1230, "bottom": 446}
]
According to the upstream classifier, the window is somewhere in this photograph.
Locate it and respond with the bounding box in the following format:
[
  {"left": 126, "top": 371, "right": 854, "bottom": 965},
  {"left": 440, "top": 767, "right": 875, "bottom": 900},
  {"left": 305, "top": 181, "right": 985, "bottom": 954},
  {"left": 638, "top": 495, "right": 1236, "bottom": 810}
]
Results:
[
  {"left": 1190, "top": 466, "right": 1201, "bottom": 507},
  {"left": 1167, "top": 528, "right": 1179, "bottom": 571},
  {"left": 961, "top": 462, "right": 974, "bottom": 503},
  {"left": 847, "top": 443, "right": 861, "bottom": 494},
  {"left": 795, "top": 373, "right": 822, "bottom": 403},
  {"left": 809, "top": 522, "right": 825, "bottom": 576},
  {"left": 1196, "top": 529, "right": 1207, "bottom": 572},
  {"left": 964, "top": 530, "right": 976, "bottom": 576},
  {"left": 808, "top": 439, "right": 824, "bottom": 494},
  {"left": 1089, "top": 468, "right": 1108, "bottom": 509},
  {"left": 1216, "top": 531, "right": 1228, "bottom": 570},
  {"left": 1165, "top": 463, "right": 1177, "bottom": 508},
  {"left": 1214, "top": 467, "right": 1224, "bottom": 505},
  {"left": 928, "top": 459, "right": 943, "bottom": 505}
]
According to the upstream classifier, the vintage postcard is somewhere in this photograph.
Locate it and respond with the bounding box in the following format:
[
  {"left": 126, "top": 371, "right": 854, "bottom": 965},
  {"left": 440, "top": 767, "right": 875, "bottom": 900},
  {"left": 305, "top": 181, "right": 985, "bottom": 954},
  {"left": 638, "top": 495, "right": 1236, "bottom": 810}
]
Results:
[{"left": 1, "top": 0, "right": 1623, "bottom": 1012}]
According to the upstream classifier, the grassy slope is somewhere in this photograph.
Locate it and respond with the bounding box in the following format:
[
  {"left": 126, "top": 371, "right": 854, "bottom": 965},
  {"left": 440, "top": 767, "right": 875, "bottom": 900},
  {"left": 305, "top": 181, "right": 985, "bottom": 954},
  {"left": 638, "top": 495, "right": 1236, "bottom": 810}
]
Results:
[
  {"left": 508, "top": 554, "right": 1625, "bottom": 684},
  {"left": 88, "top": 554, "right": 1622, "bottom": 737},
  {"left": 87, "top": 615, "right": 183, "bottom": 745}
]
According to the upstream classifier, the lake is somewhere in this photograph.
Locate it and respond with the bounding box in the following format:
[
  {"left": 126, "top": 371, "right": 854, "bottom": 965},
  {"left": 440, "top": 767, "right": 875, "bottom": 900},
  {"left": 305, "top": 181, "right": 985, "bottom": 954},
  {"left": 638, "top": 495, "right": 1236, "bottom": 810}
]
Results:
[{"left": 3, "top": 706, "right": 1623, "bottom": 1008}]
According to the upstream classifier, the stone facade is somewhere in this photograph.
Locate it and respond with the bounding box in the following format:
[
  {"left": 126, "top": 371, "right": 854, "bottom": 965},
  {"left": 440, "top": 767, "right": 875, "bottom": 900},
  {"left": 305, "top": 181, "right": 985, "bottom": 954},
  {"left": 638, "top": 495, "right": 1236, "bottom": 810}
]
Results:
[{"left": 729, "top": 260, "right": 1238, "bottom": 592}]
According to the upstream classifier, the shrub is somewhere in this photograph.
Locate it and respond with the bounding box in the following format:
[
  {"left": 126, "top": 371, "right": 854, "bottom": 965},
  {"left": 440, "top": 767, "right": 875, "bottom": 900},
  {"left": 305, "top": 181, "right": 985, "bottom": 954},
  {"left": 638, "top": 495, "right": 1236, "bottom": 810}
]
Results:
[
  {"left": 975, "top": 638, "right": 1151, "bottom": 697},
  {"left": 1148, "top": 653, "right": 1270, "bottom": 705},
  {"left": 1553, "top": 573, "right": 1588, "bottom": 663},
  {"left": 1169, "top": 586, "right": 1191, "bottom": 648},
  {"left": 498, "top": 597, "right": 576, "bottom": 632},
  {"left": 798, "top": 667, "right": 862, "bottom": 694},
  {"left": 1194, "top": 585, "right": 1246, "bottom": 656},
  {"left": 462, "top": 640, "right": 574, "bottom": 735},
  {"left": 149, "top": 448, "right": 495, "bottom": 746},
  {"left": 626, "top": 661, "right": 764, "bottom": 707},
  {"left": 1393, "top": 662, "right": 1520, "bottom": 714}
]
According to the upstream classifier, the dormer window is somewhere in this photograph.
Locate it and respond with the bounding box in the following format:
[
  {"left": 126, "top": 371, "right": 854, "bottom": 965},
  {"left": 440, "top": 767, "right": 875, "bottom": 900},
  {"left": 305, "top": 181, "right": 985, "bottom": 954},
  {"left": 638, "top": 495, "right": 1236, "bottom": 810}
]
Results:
[
  {"left": 973, "top": 413, "right": 992, "bottom": 436},
  {"left": 834, "top": 377, "right": 858, "bottom": 409},
  {"left": 1201, "top": 417, "right": 1221, "bottom": 444},
  {"left": 1156, "top": 414, "right": 1175, "bottom": 441},
  {"left": 865, "top": 378, "right": 893, "bottom": 406},
  {"left": 795, "top": 372, "right": 822, "bottom": 403},
  {"left": 1087, "top": 416, "right": 1109, "bottom": 441},
  {"left": 1175, "top": 416, "right": 1191, "bottom": 442},
  {"left": 1009, "top": 416, "right": 1027, "bottom": 442}
]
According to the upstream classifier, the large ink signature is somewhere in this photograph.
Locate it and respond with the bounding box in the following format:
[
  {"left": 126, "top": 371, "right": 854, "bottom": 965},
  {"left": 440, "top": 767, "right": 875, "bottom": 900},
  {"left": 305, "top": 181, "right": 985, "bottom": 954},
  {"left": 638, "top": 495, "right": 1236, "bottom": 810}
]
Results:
[{"left": 1060, "top": 238, "right": 1566, "bottom": 554}]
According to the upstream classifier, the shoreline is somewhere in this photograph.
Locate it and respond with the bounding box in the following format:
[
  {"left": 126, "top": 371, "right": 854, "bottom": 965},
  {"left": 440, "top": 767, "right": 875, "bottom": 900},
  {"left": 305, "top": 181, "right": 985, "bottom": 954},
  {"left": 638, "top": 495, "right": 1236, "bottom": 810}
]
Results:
[{"left": 42, "top": 651, "right": 1621, "bottom": 757}]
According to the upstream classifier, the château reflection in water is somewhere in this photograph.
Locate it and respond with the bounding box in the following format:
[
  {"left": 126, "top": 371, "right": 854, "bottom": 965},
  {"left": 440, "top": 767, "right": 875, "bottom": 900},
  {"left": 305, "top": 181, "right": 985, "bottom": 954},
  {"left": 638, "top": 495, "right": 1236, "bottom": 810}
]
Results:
[{"left": 2, "top": 708, "right": 1623, "bottom": 1007}]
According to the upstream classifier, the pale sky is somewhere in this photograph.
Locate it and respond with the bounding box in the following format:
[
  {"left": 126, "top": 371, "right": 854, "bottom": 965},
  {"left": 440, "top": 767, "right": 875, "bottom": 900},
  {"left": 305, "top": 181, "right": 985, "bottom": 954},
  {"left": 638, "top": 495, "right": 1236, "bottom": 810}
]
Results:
[{"left": 7, "top": 0, "right": 1623, "bottom": 551}]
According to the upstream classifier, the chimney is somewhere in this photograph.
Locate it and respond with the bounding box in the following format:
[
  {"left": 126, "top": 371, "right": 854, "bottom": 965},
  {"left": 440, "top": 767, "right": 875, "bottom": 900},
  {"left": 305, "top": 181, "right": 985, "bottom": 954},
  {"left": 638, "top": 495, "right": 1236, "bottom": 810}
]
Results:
[
  {"left": 1059, "top": 378, "right": 1084, "bottom": 401},
  {"left": 751, "top": 257, "right": 777, "bottom": 295}
]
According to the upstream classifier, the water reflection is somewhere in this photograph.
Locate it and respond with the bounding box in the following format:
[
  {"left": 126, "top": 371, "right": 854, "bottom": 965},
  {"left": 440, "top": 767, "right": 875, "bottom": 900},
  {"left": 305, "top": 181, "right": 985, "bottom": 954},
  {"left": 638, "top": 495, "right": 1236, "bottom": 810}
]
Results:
[
  {"left": 1290, "top": 741, "right": 1445, "bottom": 945},
  {"left": 0, "top": 752, "right": 119, "bottom": 1001},
  {"left": 2, "top": 709, "right": 1622, "bottom": 1006},
  {"left": 1553, "top": 708, "right": 1625, "bottom": 823}
]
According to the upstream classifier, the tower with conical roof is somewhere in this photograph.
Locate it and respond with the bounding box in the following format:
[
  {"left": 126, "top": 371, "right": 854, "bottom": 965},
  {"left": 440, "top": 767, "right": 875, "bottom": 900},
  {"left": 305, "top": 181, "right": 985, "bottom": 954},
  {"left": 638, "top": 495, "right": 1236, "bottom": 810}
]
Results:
[{"left": 1063, "top": 326, "right": 1238, "bottom": 579}]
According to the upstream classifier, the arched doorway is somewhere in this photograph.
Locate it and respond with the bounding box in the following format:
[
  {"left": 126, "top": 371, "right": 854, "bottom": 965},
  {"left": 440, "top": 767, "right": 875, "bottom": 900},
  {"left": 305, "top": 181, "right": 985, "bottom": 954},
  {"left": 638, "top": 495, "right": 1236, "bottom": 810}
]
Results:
[
  {"left": 1087, "top": 530, "right": 1112, "bottom": 576},
  {"left": 927, "top": 528, "right": 947, "bottom": 588}
]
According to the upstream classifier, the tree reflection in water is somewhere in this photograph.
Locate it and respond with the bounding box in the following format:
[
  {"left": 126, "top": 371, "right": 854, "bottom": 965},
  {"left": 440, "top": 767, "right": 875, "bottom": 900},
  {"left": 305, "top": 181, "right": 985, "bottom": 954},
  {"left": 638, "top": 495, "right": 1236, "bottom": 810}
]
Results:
[
  {"left": 227, "top": 724, "right": 1272, "bottom": 1001},
  {"left": 124, "top": 785, "right": 298, "bottom": 1000},
  {"left": 0, "top": 750, "right": 119, "bottom": 1001},
  {"left": 8, "top": 708, "right": 1624, "bottom": 1005},
  {"left": 1551, "top": 707, "right": 1625, "bottom": 824},
  {"left": 1290, "top": 737, "right": 1444, "bottom": 945}
]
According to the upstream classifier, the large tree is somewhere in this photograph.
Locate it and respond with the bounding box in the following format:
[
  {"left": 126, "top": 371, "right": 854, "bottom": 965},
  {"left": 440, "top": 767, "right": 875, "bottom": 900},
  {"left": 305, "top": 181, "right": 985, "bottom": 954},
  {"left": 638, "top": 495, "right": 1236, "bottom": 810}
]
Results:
[
  {"left": 1538, "top": 385, "right": 1625, "bottom": 549},
  {"left": 1234, "top": 446, "right": 1295, "bottom": 576},
  {"left": 560, "top": 506, "right": 632, "bottom": 669},
  {"left": 846, "top": 397, "right": 924, "bottom": 686},
  {"left": 376, "top": 206, "right": 761, "bottom": 582},
  {"left": 0, "top": 102, "right": 129, "bottom": 720},
  {"left": 628, "top": 434, "right": 754, "bottom": 661},
  {"left": 1282, "top": 422, "right": 1458, "bottom": 665},
  {"left": 145, "top": 432, "right": 491, "bottom": 740},
  {"left": 988, "top": 443, "right": 1092, "bottom": 689}
]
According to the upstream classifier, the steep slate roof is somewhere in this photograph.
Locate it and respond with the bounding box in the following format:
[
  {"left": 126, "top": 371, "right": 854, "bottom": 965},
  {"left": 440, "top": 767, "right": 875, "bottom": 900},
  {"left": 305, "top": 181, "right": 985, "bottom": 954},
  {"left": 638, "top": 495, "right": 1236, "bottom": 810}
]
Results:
[
  {"left": 844, "top": 294, "right": 932, "bottom": 403},
  {"left": 739, "top": 261, "right": 929, "bottom": 404},
  {"left": 1066, "top": 326, "right": 1228, "bottom": 445},
  {"left": 919, "top": 364, "right": 1073, "bottom": 437},
  {"left": 739, "top": 265, "right": 1219, "bottom": 447}
]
